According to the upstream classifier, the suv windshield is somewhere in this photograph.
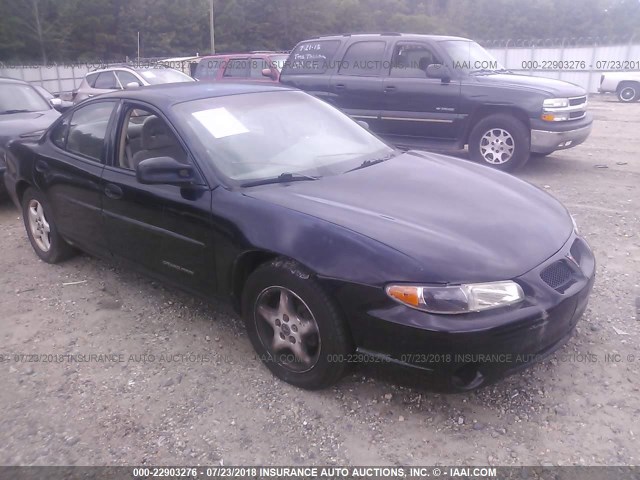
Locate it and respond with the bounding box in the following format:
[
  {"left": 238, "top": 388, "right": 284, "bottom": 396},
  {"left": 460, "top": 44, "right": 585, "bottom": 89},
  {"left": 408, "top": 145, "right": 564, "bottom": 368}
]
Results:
[
  {"left": 138, "top": 68, "right": 194, "bottom": 85},
  {"left": 0, "top": 84, "right": 51, "bottom": 114},
  {"left": 174, "top": 90, "right": 394, "bottom": 185},
  {"left": 440, "top": 40, "right": 504, "bottom": 73}
]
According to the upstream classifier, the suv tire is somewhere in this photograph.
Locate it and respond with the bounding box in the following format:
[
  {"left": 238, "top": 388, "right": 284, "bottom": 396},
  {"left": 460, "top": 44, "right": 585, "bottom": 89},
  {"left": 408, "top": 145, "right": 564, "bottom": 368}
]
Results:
[
  {"left": 617, "top": 82, "right": 640, "bottom": 103},
  {"left": 469, "top": 114, "right": 530, "bottom": 172}
]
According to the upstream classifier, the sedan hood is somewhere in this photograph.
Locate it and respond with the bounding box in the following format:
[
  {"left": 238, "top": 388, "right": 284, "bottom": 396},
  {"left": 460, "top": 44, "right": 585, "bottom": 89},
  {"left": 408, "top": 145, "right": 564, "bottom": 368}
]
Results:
[
  {"left": 0, "top": 109, "right": 60, "bottom": 139},
  {"left": 246, "top": 152, "right": 573, "bottom": 283},
  {"left": 474, "top": 73, "right": 586, "bottom": 97}
]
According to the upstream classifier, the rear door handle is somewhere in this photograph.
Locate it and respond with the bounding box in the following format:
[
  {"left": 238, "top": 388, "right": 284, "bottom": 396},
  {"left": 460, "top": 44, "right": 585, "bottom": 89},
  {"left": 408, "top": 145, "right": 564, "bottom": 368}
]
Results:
[
  {"left": 104, "top": 183, "right": 123, "bottom": 200},
  {"left": 384, "top": 85, "right": 397, "bottom": 92},
  {"left": 334, "top": 84, "right": 346, "bottom": 90},
  {"left": 35, "top": 160, "right": 49, "bottom": 173}
]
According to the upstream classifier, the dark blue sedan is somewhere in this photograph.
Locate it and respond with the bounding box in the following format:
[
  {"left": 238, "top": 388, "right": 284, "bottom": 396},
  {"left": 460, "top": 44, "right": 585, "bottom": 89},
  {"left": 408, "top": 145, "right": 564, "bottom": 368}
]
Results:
[{"left": 3, "top": 82, "right": 595, "bottom": 390}]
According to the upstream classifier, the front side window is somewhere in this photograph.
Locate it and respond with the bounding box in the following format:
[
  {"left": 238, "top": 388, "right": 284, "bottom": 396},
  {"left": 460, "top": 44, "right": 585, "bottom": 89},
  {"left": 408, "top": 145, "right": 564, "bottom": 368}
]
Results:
[
  {"left": 117, "top": 106, "right": 188, "bottom": 170},
  {"left": 390, "top": 43, "right": 440, "bottom": 78},
  {"left": 339, "top": 41, "right": 386, "bottom": 77},
  {"left": 173, "top": 90, "right": 393, "bottom": 184},
  {"left": 116, "top": 71, "right": 142, "bottom": 88},
  {"left": 50, "top": 117, "right": 70, "bottom": 149},
  {"left": 66, "top": 101, "right": 117, "bottom": 162},
  {"left": 94, "top": 72, "right": 118, "bottom": 90},
  {"left": 440, "top": 40, "right": 503, "bottom": 73}
]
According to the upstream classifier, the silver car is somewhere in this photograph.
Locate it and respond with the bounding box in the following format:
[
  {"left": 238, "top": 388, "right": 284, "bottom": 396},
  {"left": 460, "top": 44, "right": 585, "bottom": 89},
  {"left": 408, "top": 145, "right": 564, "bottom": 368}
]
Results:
[{"left": 73, "top": 66, "right": 194, "bottom": 104}]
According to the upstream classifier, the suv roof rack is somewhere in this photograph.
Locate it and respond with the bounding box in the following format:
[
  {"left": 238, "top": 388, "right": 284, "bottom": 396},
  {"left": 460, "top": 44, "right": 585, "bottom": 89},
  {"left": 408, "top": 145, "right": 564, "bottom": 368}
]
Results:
[{"left": 313, "top": 32, "right": 403, "bottom": 39}]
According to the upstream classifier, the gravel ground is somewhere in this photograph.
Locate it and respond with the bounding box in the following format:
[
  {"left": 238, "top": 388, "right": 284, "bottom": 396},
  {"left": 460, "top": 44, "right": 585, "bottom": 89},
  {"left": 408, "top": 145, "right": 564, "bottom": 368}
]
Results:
[{"left": 0, "top": 96, "right": 638, "bottom": 467}]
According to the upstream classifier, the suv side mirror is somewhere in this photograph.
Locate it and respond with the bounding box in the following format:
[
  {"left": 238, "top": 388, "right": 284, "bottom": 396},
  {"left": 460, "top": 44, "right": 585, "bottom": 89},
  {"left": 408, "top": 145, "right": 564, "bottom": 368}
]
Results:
[
  {"left": 49, "top": 98, "right": 63, "bottom": 111},
  {"left": 356, "top": 120, "right": 370, "bottom": 130},
  {"left": 261, "top": 68, "right": 275, "bottom": 79},
  {"left": 136, "top": 157, "right": 195, "bottom": 185},
  {"left": 426, "top": 64, "right": 450, "bottom": 82},
  {"left": 125, "top": 82, "right": 141, "bottom": 89}
]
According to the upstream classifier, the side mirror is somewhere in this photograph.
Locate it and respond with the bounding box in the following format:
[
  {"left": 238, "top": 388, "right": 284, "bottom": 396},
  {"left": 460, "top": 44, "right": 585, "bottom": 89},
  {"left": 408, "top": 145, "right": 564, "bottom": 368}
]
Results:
[
  {"left": 125, "top": 82, "right": 141, "bottom": 89},
  {"left": 426, "top": 64, "right": 450, "bottom": 82},
  {"left": 50, "top": 98, "right": 63, "bottom": 111},
  {"left": 261, "top": 68, "right": 275, "bottom": 79},
  {"left": 356, "top": 120, "right": 370, "bottom": 130},
  {"left": 136, "top": 157, "right": 196, "bottom": 186}
]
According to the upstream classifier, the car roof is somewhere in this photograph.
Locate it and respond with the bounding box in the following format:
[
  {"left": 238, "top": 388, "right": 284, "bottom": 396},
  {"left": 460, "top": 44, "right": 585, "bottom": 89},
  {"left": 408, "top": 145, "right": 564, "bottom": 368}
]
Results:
[
  {"left": 87, "top": 65, "right": 180, "bottom": 75},
  {"left": 198, "top": 52, "right": 289, "bottom": 60},
  {"left": 302, "top": 33, "right": 470, "bottom": 42},
  {"left": 0, "top": 77, "right": 31, "bottom": 86},
  {"left": 97, "top": 81, "right": 295, "bottom": 107}
]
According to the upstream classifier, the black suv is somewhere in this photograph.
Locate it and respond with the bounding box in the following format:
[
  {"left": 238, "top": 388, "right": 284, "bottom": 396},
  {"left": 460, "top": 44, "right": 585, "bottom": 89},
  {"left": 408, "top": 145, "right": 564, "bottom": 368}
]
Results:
[{"left": 280, "top": 33, "right": 593, "bottom": 171}]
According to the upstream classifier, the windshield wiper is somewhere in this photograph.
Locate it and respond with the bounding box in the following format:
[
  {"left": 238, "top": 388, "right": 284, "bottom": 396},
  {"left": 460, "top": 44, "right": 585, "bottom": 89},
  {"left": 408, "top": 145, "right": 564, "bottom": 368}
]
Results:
[
  {"left": 0, "top": 109, "right": 33, "bottom": 115},
  {"left": 240, "top": 172, "right": 320, "bottom": 188},
  {"left": 345, "top": 152, "right": 397, "bottom": 173}
]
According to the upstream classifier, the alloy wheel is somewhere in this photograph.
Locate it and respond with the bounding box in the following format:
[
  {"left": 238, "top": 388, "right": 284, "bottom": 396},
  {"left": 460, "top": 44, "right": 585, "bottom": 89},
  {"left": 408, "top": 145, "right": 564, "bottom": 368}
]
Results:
[
  {"left": 479, "top": 128, "right": 515, "bottom": 164},
  {"left": 254, "top": 286, "right": 321, "bottom": 373},
  {"left": 27, "top": 199, "right": 51, "bottom": 252}
]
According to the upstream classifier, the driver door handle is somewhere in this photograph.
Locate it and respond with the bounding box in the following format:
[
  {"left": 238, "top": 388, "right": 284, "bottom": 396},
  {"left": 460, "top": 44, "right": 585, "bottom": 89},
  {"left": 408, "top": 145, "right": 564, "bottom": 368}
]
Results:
[{"left": 104, "top": 183, "right": 123, "bottom": 200}]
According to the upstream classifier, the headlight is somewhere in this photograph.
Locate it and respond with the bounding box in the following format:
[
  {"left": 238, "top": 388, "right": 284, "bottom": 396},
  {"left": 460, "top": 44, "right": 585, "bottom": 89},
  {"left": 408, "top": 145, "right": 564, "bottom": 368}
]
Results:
[
  {"left": 386, "top": 281, "right": 524, "bottom": 314},
  {"left": 543, "top": 98, "right": 569, "bottom": 108}
]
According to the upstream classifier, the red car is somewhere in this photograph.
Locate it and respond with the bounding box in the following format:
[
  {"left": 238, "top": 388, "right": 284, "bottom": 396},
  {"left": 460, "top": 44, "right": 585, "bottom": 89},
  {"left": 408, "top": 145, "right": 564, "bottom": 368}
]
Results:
[{"left": 193, "top": 51, "right": 289, "bottom": 83}]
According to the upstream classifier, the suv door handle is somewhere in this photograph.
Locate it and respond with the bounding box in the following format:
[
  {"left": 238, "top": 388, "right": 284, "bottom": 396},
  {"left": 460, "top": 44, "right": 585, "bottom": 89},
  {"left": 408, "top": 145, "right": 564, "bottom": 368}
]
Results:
[
  {"left": 35, "top": 160, "right": 50, "bottom": 173},
  {"left": 104, "top": 183, "right": 123, "bottom": 200},
  {"left": 334, "top": 84, "right": 346, "bottom": 90},
  {"left": 384, "top": 85, "right": 397, "bottom": 92}
]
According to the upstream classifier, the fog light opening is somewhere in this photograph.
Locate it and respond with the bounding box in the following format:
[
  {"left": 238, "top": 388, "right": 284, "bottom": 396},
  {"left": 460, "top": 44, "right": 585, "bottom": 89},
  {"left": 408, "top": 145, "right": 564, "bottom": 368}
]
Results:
[{"left": 452, "top": 363, "right": 485, "bottom": 390}]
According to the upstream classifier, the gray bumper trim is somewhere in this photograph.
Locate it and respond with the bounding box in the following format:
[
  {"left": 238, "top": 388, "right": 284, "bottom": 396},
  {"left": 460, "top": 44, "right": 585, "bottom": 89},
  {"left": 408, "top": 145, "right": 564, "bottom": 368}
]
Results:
[{"left": 530, "top": 124, "right": 592, "bottom": 154}]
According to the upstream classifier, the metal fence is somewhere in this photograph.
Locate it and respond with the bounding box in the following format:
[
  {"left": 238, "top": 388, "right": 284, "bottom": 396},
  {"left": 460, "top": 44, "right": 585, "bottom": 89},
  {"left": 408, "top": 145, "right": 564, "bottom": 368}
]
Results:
[{"left": 482, "top": 36, "right": 640, "bottom": 93}]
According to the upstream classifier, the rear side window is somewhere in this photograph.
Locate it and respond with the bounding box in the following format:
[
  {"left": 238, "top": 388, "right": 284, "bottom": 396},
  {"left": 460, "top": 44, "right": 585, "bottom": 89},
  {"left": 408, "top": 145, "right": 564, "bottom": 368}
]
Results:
[
  {"left": 94, "top": 72, "right": 118, "bottom": 89},
  {"left": 283, "top": 40, "right": 341, "bottom": 74},
  {"left": 339, "top": 41, "right": 386, "bottom": 76},
  {"left": 85, "top": 73, "right": 99, "bottom": 88},
  {"left": 223, "top": 59, "right": 250, "bottom": 78},
  {"left": 66, "top": 101, "right": 117, "bottom": 162}
]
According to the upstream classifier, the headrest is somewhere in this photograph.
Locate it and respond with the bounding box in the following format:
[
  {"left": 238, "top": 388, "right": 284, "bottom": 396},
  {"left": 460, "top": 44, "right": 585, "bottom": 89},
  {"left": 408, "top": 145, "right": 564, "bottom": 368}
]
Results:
[{"left": 141, "top": 116, "right": 175, "bottom": 150}]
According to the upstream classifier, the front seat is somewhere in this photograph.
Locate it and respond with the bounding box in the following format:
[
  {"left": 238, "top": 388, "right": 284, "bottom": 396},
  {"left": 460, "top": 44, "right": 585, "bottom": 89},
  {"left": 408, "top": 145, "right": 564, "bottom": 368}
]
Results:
[{"left": 131, "top": 116, "right": 187, "bottom": 168}]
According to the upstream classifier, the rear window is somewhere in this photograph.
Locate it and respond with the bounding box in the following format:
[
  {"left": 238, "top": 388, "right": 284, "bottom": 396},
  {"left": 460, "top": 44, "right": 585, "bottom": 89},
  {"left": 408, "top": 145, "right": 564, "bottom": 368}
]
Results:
[{"left": 282, "top": 40, "right": 341, "bottom": 75}]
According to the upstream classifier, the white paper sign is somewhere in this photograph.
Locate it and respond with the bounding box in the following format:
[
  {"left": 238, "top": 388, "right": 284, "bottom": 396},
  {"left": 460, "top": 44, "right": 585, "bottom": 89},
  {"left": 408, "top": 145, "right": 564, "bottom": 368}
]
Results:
[{"left": 192, "top": 108, "right": 249, "bottom": 139}]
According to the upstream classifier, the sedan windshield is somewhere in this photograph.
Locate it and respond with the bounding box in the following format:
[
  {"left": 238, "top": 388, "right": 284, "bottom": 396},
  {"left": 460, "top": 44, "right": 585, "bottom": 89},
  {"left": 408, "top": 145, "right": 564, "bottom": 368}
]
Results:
[
  {"left": 138, "top": 68, "right": 194, "bottom": 84},
  {"left": 173, "top": 90, "right": 394, "bottom": 184},
  {"left": 440, "top": 40, "right": 504, "bottom": 73},
  {"left": 0, "top": 84, "right": 51, "bottom": 114}
]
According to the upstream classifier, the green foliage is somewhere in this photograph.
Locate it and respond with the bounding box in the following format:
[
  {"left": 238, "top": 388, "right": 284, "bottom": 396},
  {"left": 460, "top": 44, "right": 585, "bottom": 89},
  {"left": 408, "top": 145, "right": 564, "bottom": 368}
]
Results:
[{"left": 0, "top": 0, "right": 638, "bottom": 62}]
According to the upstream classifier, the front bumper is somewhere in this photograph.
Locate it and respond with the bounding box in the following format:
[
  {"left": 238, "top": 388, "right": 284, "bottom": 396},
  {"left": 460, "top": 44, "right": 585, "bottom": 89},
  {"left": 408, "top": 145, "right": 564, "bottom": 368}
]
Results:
[
  {"left": 530, "top": 123, "right": 593, "bottom": 154},
  {"left": 332, "top": 233, "right": 595, "bottom": 391}
]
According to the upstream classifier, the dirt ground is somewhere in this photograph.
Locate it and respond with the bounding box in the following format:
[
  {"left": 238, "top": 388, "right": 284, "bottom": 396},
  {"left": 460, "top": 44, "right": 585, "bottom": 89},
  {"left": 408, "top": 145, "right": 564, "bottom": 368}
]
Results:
[{"left": 0, "top": 96, "right": 638, "bottom": 467}]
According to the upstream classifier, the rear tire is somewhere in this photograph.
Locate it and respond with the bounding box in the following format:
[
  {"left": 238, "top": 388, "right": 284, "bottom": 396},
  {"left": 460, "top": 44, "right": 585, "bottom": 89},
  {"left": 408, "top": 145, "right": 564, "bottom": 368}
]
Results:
[
  {"left": 617, "top": 82, "right": 640, "bottom": 103},
  {"left": 469, "top": 114, "right": 530, "bottom": 172},
  {"left": 22, "top": 188, "right": 76, "bottom": 263},
  {"left": 242, "top": 258, "right": 352, "bottom": 390}
]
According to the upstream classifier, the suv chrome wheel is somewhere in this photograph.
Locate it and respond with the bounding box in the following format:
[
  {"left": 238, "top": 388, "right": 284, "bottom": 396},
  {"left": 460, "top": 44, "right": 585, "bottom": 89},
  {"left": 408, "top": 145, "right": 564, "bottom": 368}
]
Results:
[{"left": 479, "top": 128, "right": 515, "bottom": 164}]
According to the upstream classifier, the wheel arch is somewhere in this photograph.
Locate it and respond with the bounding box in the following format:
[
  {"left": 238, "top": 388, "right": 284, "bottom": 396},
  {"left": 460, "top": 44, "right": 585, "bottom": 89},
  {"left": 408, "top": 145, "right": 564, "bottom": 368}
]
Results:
[{"left": 463, "top": 105, "right": 531, "bottom": 145}]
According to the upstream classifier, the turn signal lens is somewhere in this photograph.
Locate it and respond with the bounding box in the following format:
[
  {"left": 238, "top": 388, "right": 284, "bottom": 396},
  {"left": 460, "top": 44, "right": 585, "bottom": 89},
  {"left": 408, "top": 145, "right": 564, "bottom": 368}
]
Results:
[
  {"left": 386, "top": 285, "right": 421, "bottom": 307},
  {"left": 385, "top": 281, "right": 524, "bottom": 315}
]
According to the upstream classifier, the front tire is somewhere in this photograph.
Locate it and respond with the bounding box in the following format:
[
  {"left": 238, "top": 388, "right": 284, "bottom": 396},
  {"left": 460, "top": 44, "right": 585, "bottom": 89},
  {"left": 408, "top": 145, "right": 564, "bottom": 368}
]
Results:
[
  {"left": 469, "top": 114, "right": 530, "bottom": 172},
  {"left": 617, "top": 82, "right": 640, "bottom": 103},
  {"left": 242, "top": 258, "right": 352, "bottom": 390},
  {"left": 22, "top": 188, "right": 76, "bottom": 263}
]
